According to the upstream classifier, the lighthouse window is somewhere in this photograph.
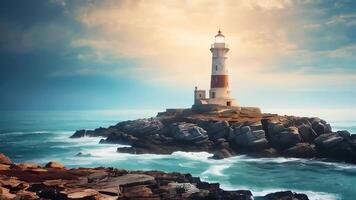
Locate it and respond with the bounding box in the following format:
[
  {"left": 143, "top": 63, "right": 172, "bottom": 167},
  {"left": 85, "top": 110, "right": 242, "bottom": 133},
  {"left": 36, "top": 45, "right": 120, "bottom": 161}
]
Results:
[
  {"left": 212, "top": 92, "right": 215, "bottom": 98},
  {"left": 215, "top": 65, "right": 218, "bottom": 71}
]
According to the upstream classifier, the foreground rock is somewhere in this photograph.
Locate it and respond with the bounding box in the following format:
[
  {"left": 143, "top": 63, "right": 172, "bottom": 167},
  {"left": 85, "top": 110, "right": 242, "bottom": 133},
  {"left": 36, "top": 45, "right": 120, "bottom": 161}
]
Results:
[
  {"left": 71, "top": 108, "right": 356, "bottom": 164},
  {"left": 0, "top": 153, "right": 309, "bottom": 200}
]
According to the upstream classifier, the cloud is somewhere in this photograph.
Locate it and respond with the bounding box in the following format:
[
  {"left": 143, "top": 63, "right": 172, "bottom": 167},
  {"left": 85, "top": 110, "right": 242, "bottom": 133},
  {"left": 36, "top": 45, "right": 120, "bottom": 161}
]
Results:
[{"left": 49, "top": 0, "right": 354, "bottom": 93}]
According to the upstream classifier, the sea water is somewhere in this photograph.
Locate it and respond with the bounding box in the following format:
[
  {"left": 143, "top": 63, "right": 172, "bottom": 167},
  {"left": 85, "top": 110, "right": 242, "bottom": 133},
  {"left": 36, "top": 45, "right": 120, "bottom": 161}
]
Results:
[{"left": 0, "top": 110, "right": 355, "bottom": 200}]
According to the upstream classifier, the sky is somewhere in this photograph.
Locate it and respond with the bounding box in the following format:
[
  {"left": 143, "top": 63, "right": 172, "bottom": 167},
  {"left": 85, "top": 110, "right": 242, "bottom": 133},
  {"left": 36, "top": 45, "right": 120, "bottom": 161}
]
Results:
[{"left": 0, "top": 0, "right": 355, "bottom": 119}]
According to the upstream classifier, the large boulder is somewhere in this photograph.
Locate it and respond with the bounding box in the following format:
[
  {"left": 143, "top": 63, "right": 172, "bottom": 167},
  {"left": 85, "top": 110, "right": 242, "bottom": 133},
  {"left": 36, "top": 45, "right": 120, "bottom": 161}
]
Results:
[
  {"left": 314, "top": 133, "right": 344, "bottom": 149},
  {"left": 169, "top": 122, "right": 208, "bottom": 142},
  {"left": 212, "top": 148, "right": 233, "bottom": 159},
  {"left": 311, "top": 119, "right": 332, "bottom": 135},
  {"left": 283, "top": 143, "right": 317, "bottom": 158},
  {"left": 208, "top": 121, "right": 232, "bottom": 140},
  {"left": 265, "top": 191, "right": 309, "bottom": 200},
  {"left": 45, "top": 161, "right": 65, "bottom": 169},
  {"left": 115, "top": 118, "right": 165, "bottom": 137},
  {"left": 298, "top": 124, "right": 318, "bottom": 143},
  {"left": 0, "top": 153, "right": 12, "bottom": 165},
  {"left": 267, "top": 123, "right": 302, "bottom": 150},
  {"left": 314, "top": 132, "right": 356, "bottom": 163},
  {"left": 233, "top": 126, "right": 268, "bottom": 149}
]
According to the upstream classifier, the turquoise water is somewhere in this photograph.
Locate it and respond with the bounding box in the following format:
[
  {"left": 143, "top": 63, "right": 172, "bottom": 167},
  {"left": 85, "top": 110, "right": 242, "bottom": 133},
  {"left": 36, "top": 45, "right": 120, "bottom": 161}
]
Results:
[{"left": 0, "top": 110, "right": 355, "bottom": 200}]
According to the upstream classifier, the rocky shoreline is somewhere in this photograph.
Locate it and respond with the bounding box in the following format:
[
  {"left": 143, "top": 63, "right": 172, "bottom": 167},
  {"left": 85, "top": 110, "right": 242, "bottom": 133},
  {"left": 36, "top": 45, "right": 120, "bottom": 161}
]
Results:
[
  {"left": 0, "top": 153, "right": 309, "bottom": 199},
  {"left": 71, "top": 108, "right": 356, "bottom": 164}
]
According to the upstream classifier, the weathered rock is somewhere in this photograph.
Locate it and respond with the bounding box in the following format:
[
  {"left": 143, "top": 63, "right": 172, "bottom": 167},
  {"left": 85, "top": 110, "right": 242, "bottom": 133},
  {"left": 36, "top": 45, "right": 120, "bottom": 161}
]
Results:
[
  {"left": 0, "top": 152, "right": 311, "bottom": 200},
  {"left": 111, "top": 174, "right": 155, "bottom": 187},
  {"left": 0, "top": 186, "right": 16, "bottom": 199},
  {"left": 298, "top": 124, "right": 318, "bottom": 143},
  {"left": 193, "top": 189, "right": 254, "bottom": 200},
  {"left": 314, "top": 133, "right": 344, "bottom": 149},
  {"left": 64, "top": 188, "right": 99, "bottom": 199},
  {"left": 314, "top": 132, "right": 356, "bottom": 163},
  {"left": 87, "top": 171, "right": 108, "bottom": 182},
  {"left": 233, "top": 126, "right": 268, "bottom": 149},
  {"left": 14, "top": 163, "right": 40, "bottom": 170},
  {"left": 115, "top": 118, "right": 165, "bottom": 137},
  {"left": 265, "top": 190, "right": 309, "bottom": 200},
  {"left": 168, "top": 182, "right": 200, "bottom": 194},
  {"left": 169, "top": 122, "right": 208, "bottom": 142},
  {"left": 121, "top": 184, "right": 156, "bottom": 199},
  {"left": 312, "top": 121, "right": 328, "bottom": 135},
  {"left": 0, "top": 153, "right": 12, "bottom": 165},
  {"left": 99, "top": 131, "right": 138, "bottom": 145},
  {"left": 283, "top": 143, "right": 317, "bottom": 158},
  {"left": 0, "top": 164, "right": 10, "bottom": 171},
  {"left": 45, "top": 161, "right": 65, "bottom": 169},
  {"left": 208, "top": 121, "right": 232, "bottom": 140},
  {"left": 268, "top": 124, "right": 302, "bottom": 150},
  {"left": 15, "top": 190, "right": 39, "bottom": 200}
]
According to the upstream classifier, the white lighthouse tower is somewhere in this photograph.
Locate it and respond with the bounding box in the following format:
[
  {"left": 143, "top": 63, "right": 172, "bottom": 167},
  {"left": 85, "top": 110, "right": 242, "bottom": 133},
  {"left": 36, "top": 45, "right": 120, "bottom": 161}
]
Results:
[{"left": 193, "top": 30, "right": 238, "bottom": 108}]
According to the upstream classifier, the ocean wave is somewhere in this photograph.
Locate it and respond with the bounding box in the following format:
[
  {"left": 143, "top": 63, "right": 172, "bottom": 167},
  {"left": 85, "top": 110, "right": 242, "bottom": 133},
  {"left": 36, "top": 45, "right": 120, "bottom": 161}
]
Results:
[{"left": 202, "top": 164, "right": 232, "bottom": 176}]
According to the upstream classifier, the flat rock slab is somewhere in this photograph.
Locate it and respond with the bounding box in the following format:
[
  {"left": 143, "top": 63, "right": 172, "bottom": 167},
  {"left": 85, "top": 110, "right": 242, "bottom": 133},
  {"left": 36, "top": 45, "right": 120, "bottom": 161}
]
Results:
[{"left": 102, "top": 174, "right": 155, "bottom": 188}]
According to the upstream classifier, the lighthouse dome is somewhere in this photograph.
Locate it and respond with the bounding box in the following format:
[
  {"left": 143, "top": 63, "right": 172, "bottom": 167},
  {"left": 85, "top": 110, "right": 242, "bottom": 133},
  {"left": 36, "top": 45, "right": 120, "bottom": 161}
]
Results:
[{"left": 214, "top": 29, "right": 225, "bottom": 43}]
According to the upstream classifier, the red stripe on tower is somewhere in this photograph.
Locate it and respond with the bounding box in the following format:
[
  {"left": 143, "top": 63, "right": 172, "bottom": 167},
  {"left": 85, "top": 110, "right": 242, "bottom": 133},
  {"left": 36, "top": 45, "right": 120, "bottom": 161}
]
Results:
[{"left": 210, "top": 75, "right": 229, "bottom": 88}]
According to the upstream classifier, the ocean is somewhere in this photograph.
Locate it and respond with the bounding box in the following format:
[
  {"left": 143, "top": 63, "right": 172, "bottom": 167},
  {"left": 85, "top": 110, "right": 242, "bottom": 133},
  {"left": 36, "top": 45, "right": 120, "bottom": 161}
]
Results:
[{"left": 0, "top": 110, "right": 355, "bottom": 200}]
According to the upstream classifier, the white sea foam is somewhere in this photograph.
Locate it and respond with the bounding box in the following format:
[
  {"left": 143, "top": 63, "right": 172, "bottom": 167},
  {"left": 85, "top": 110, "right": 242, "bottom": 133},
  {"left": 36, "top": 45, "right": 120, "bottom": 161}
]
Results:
[{"left": 202, "top": 164, "right": 231, "bottom": 176}]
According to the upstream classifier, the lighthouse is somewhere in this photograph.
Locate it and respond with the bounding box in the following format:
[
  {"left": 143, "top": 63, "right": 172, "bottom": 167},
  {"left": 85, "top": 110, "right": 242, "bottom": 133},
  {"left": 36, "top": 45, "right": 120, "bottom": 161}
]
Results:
[{"left": 193, "top": 30, "right": 238, "bottom": 108}]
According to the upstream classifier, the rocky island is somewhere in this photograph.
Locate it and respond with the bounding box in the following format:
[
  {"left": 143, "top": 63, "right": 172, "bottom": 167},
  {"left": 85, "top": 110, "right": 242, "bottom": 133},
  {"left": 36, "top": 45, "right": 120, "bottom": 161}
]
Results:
[
  {"left": 71, "top": 106, "right": 356, "bottom": 164},
  {"left": 0, "top": 152, "right": 309, "bottom": 199}
]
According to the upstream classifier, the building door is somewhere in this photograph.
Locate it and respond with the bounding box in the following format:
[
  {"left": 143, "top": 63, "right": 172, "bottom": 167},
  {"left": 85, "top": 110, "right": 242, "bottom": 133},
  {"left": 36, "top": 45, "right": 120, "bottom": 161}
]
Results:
[{"left": 227, "top": 101, "right": 231, "bottom": 106}]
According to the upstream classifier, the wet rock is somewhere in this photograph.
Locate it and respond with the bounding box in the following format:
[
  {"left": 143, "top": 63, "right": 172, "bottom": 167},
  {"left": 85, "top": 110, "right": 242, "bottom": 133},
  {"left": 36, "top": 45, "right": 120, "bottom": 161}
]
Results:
[
  {"left": 75, "top": 152, "right": 92, "bottom": 157},
  {"left": 283, "top": 143, "right": 317, "bottom": 158},
  {"left": 169, "top": 122, "right": 208, "bottom": 142},
  {"left": 197, "top": 189, "right": 254, "bottom": 200},
  {"left": 265, "top": 190, "right": 309, "bottom": 200},
  {"left": 0, "top": 153, "right": 12, "bottom": 165},
  {"left": 45, "top": 161, "right": 65, "bottom": 169},
  {"left": 212, "top": 149, "right": 233, "bottom": 159}
]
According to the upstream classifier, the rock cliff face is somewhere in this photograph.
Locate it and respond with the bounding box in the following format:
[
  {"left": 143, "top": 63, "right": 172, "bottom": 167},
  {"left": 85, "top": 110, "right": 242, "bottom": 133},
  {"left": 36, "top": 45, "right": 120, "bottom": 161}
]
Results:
[
  {"left": 0, "top": 153, "right": 308, "bottom": 200},
  {"left": 71, "top": 109, "right": 356, "bottom": 164}
]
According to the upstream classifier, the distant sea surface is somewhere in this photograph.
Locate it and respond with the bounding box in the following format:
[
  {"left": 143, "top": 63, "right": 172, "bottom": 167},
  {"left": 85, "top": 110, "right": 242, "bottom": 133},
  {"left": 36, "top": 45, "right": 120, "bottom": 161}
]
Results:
[{"left": 0, "top": 110, "right": 355, "bottom": 200}]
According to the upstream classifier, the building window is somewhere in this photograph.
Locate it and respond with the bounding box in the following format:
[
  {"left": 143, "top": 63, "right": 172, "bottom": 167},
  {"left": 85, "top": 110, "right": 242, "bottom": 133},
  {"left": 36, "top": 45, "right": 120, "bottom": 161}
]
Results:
[
  {"left": 212, "top": 92, "right": 215, "bottom": 98},
  {"left": 199, "top": 94, "right": 201, "bottom": 98},
  {"left": 215, "top": 65, "right": 218, "bottom": 71}
]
